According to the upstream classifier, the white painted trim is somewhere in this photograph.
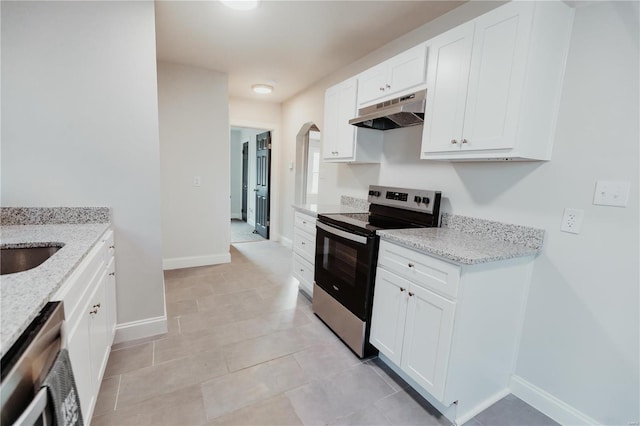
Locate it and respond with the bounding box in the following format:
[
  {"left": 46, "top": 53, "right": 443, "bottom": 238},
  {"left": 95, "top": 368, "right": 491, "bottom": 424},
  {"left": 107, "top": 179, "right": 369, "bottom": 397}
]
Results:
[
  {"left": 230, "top": 213, "right": 242, "bottom": 220},
  {"left": 162, "top": 253, "right": 231, "bottom": 270},
  {"left": 455, "top": 388, "right": 511, "bottom": 425},
  {"left": 280, "top": 235, "right": 293, "bottom": 249},
  {"left": 510, "top": 375, "right": 600, "bottom": 426},
  {"left": 114, "top": 316, "right": 168, "bottom": 344}
]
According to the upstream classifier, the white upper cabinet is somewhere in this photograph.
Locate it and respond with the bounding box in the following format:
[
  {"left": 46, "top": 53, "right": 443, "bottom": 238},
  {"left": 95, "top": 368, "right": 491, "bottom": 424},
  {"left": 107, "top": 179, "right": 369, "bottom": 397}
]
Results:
[
  {"left": 323, "top": 77, "right": 383, "bottom": 163},
  {"left": 421, "top": 1, "right": 574, "bottom": 161},
  {"left": 357, "top": 44, "right": 428, "bottom": 106}
]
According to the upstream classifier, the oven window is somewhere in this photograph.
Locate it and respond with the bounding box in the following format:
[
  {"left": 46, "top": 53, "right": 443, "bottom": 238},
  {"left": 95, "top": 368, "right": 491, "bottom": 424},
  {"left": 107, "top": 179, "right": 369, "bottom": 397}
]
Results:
[{"left": 321, "top": 236, "right": 358, "bottom": 286}]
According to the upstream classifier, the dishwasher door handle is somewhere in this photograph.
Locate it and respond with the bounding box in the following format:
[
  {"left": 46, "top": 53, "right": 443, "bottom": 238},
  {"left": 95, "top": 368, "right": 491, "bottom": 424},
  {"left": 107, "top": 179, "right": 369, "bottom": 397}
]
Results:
[{"left": 14, "top": 387, "right": 48, "bottom": 426}]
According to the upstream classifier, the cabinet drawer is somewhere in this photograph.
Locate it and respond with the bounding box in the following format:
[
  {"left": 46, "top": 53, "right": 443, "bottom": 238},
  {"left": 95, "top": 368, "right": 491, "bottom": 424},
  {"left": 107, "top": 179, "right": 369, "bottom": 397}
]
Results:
[
  {"left": 103, "top": 229, "right": 115, "bottom": 260},
  {"left": 378, "top": 240, "right": 460, "bottom": 299},
  {"left": 293, "top": 229, "right": 316, "bottom": 263},
  {"left": 294, "top": 212, "right": 317, "bottom": 236},
  {"left": 293, "top": 254, "right": 314, "bottom": 288}
]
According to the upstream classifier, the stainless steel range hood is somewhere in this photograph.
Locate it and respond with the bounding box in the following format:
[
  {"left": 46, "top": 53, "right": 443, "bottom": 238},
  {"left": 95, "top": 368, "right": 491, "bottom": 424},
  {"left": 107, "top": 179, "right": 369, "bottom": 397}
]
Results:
[{"left": 349, "top": 90, "right": 426, "bottom": 130}]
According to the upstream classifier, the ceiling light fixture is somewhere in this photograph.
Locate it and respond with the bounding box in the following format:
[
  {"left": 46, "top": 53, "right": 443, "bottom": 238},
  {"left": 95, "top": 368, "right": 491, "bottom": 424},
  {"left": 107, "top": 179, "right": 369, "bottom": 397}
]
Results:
[
  {"left": 252, "top": 84, "right": 273, "bottom": 94},
  {"left": 220, "top": 0, "right": 260, "bottom": 11}
]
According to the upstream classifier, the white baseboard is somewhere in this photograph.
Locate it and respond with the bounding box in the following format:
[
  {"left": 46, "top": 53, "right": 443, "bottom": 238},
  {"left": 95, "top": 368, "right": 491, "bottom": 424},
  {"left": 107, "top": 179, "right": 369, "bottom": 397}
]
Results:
[
  {"left": 455, "top": 388, "right": 511, "bottom": 426},
  {"left": 280, "top": 236, "right": 292, "bottom": 249},
  {"left": 230, "top": 213, "right": 242, "bottom": 220},
  {"left": 114, "top": 316, "right": 168, "bottom": 344},
  {"left": 163, "top": 253, "right": 231, "bottom": 270},
  {"left": 510, "top": 375, "right": 599, "bottom": 425}
]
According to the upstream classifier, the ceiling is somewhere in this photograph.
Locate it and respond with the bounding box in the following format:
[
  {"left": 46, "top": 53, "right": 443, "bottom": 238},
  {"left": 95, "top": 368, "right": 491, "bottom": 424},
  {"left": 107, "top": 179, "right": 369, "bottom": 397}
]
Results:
[{"left": 154, "top": 1, "right": 466, "bottom": 103}]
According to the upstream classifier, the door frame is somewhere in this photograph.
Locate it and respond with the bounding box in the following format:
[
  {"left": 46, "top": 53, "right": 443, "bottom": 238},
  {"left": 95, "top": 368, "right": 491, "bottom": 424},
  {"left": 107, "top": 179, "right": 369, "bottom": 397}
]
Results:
[{"left": 229, "top": 119, "right": 280, "bottom": 244}]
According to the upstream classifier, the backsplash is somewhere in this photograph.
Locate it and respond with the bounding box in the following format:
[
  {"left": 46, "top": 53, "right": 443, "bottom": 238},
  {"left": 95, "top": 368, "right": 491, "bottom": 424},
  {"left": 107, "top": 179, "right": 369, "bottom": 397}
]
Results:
[
  {"left": 340, "top": 196, "right": 369, "bottom": 210},
  {"left": 1, "top": 207, "right": 111, "bottom": 225},
  {"left": 441, "top": 213, "right": 545, "bottom": 250}
]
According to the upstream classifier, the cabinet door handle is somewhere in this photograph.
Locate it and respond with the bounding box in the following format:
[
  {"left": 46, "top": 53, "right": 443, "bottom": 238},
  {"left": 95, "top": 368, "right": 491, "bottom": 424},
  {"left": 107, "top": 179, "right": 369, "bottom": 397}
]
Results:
[
  {"left": 302, "top": 221, "right": 307, "bottom": 225},
  {"left": 300, "top": 268, "right": 304, "bottom": 272},
  {"left": 109, "top": 272, "right": 115, "bottom": 276},
  {"left": 109, "top": 245, "right": 115, "bottom": 249},
  {"left": 379, "top": 87, "right": 385, "bottom": 91},
  {"left": 89, "top": 308, "right": 98, "bottom": 315},
  {"left": 462, "top": 139, "right": 468, "bottom": 144},
  {"left": 407, "top": 263, "right": 414, "bottom": 268},
  {"left": 399, "top": 287, "right": 406, "bottom": 292},
  {"left": 408, "top": 292, "right": 414, "bottom": 297},
  {"left": 93, "top": 303, "right": 101, "bottom": 309},
  {"left": 450, "top": 139, "right": 458, "bottom": 145},
  {"left": 385, "top": 84, "right": 391, "bottom": 89},
  {"left": 301, "top": 241, "right": 305, "bottom": 245}
]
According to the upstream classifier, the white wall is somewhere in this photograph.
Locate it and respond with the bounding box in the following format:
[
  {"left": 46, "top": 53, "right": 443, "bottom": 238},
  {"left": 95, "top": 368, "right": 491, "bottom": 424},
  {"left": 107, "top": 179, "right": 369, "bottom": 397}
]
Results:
[
  {"left": 229, "top": 98, "right": 283, "bottom": 240},
  {"left": 279, "top": 2, "right": 639, "bottom": 424},
  {"left": 1, "top": 1, "right": 166, "bottom": 334},
  {"left": 157, "top": 61, "right": 230, "bottom": 269},
  {"left": 230, "top": 129, "right": 243, "bottom": 219}
]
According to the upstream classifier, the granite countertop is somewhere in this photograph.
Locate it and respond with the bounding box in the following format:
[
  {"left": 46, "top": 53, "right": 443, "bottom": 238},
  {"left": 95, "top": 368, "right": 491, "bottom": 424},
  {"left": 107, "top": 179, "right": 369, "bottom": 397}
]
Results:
[
  {"left": 292, "top": 204, "right": 367, "bottom": 217},
  {"left": 377, "top": 213, "right": 545, "bottom": 266},
  {"left": 292, "top": 195, "right": 370, "bottom": 217},
  {"left": 378, "top": 228, "right": 539, "bottom": 265},
  {"left": 1, "top": 221, "right": 110, "bottom": 357}
]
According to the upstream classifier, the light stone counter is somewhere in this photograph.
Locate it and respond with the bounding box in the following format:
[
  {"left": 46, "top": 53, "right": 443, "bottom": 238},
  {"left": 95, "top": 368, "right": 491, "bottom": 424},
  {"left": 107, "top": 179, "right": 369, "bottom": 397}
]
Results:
[
  {"left": 1, "top": 210, "right": 110, "bottom": 357},
  {"left": 292, "top": 196, "right": 369, "bottom": 218},
  {"left": 377, "top": 213, "right": 544, "bottom": 265}
]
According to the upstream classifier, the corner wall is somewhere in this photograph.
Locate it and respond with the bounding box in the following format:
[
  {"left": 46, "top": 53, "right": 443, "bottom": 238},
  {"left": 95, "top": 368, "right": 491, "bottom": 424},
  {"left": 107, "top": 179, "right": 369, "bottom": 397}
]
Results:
[
  {"left": 1, "top": 1, "right": 166, "bottom": 335},
  {"left": 157, "top": 61, "right": 230, "bottom": 269}
]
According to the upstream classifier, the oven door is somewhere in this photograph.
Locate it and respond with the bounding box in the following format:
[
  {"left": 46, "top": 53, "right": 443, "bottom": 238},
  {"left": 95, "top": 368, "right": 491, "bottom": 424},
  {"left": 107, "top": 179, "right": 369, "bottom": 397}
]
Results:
[{"left": 314, "top": 221, "right": 378, "bottom": 320}]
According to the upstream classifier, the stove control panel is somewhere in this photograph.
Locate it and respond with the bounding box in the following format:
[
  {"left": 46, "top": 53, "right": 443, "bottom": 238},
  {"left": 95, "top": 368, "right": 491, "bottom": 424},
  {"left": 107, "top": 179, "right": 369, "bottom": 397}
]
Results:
[{"left": 368, "top": 185, "right": 441, "bottom": 214}]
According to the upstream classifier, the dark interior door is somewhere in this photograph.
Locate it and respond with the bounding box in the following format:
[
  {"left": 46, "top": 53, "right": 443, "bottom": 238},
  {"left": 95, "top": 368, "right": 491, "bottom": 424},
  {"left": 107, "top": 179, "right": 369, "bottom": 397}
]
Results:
[
  {"left": 255, "top": 131, "right": 271, "bottom": 239},
  {"left": 242, "top": 142, "right": 248, "bottom": 222}
]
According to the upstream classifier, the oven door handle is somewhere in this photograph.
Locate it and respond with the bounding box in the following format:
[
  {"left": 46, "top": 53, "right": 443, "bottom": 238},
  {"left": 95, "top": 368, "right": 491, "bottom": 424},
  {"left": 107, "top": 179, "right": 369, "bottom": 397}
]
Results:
[{"left": 317, "top": 222, "right": 368, "bottom": 245}]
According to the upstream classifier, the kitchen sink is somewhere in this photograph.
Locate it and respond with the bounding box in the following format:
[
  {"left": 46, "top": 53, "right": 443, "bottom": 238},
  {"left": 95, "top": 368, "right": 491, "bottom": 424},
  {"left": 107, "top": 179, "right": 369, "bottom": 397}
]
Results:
[{"left": 1, "top": 245, "right": 63, "bottom": 275}]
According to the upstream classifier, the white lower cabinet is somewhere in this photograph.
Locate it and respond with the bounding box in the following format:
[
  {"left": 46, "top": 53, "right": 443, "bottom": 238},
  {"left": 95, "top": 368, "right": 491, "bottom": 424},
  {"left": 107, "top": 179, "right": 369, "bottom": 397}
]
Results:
[
  {"left": 53, "top": 228, "right": 116, "bottom": 423},
  {"left": 370, "top": 239, "right": 533, "bottom": 424},
  {"left": 292, "top": 212, "right": 316, "bottom": 297},
  {"left": 371, "top": 264, "right": 456, "bottom": 401}
]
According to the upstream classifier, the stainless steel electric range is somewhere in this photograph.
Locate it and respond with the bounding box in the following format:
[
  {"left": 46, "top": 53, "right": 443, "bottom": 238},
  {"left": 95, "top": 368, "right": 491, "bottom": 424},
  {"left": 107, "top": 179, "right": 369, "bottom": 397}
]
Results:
[{"left": 313, "top": 185, "right": 442, "bottom": 358}]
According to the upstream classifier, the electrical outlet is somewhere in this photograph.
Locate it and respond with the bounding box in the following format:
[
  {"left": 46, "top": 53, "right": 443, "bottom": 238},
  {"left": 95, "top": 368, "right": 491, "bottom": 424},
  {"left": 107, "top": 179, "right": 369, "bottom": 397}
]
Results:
[
  {"left": 593, "top": 180, "right": 630, "bottom": 207},
  {"left": 193, "top": 176, "right": 202, "bottom": 187},
  {"left": 561, "top": 208, "right": 584, "bottom": 234}
]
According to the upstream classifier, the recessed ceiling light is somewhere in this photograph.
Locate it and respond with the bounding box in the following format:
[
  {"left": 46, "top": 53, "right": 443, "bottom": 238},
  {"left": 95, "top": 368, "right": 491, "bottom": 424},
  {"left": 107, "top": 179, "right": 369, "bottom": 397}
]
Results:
[
  {"left": 252, "top": 84, "right": 273, "bottom": 94},
  {"left": 220, "top": 0, "right": 260, "bottom": 11}
]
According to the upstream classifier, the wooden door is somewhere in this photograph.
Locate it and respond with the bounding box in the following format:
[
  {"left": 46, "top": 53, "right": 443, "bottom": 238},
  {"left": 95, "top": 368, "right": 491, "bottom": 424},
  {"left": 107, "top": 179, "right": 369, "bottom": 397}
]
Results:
[
  {"left": 255, "top": 131, "right": 271, "bottom": 239},
  {"left": 242, "top": 142, "right": 248, "bottom": 222}
]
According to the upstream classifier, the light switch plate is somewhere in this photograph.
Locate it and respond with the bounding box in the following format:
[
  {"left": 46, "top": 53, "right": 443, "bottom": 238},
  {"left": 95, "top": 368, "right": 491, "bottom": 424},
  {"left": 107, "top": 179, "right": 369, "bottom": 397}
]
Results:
[{"left": 593, "top": 180, "right": 630, "bottom": 207}]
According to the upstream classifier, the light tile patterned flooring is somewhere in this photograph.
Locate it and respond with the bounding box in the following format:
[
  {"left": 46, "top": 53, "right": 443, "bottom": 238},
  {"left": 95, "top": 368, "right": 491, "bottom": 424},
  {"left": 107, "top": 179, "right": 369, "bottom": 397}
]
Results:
[{"left": 92, "top": 241, "right": 558, "bottom": 426}]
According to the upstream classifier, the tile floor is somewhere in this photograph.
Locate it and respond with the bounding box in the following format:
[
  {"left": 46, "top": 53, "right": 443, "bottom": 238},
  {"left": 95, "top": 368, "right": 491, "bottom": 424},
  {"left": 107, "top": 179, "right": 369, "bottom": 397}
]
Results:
[
  {"left": 92, "top": 241, "right": 558, "bottom": 426},
  {"left": 230, "top": 219, "right": 265, "bottom": 243}
]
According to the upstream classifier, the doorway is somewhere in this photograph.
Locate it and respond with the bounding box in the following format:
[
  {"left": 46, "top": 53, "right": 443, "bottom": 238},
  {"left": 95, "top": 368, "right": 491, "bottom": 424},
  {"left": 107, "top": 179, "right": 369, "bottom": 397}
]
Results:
[
  {"left": 230, "top": 127, "right": 271, "bottom": 243},
  {"left": 294, "top": 123, "right": 321, "bottom": 205}
]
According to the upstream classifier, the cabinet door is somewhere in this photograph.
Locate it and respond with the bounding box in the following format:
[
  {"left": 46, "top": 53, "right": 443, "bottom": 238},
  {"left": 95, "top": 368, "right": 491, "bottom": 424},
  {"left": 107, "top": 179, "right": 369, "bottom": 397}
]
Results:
[
  {"left": 334, "top": 79, "right": 358, "bottom": 160},
  {"left": 461, "top": 1, "right": 534, "bottom": 151},
  {"left": 401, "top": 284, "right": 455, "bottom": 402},
  {"left": 421, "top": 21, "right": 474, "bottom": 155},
  {"left": 323, "top": 79, "right": 357, "bottom": 161},
  {"left": 370, "top": 268, "right": 409, "bottom": 365},
  {"left": 66, "top": 297, "right": 94, "bottom": 418},
  {"left": 387, "top": 44, "right": 427, "bottom": 96},
  {"left": 322, "top": 86, "right": 340, "bottom": 159},
  {"left": 106, "top": 257, "right": 117, "bottom": 340},
  {"left": 357, "top": 63, "right": 388, "bottom": 106},
  {"left": 90, "top": 273, "right": 110, "bottom": 396}
]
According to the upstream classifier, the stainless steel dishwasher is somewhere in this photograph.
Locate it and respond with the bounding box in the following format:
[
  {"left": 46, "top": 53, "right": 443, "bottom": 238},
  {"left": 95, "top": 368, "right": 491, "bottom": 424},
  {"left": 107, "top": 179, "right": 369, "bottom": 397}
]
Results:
[{"left": 1, "top": 301, "right": 65, "bottom": 425}]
